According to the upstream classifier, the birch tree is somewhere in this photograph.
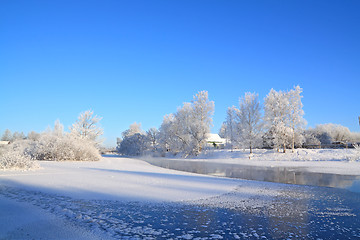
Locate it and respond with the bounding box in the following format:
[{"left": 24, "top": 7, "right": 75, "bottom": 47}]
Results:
[
  {"left": 146, "top": 127, "right": 159, "bottom": 152},
  {"left": 264, "top": 86, "right": 306, "bottom": 152},
  {"left": 287, "top": 86, "right": 306, "bottom": 151},
  {"left": 158, "top": 114, "right": 177, "bottom": 153},
  {"left": 189, "top": 90, "right": 215, "bottom": 154},
  {"left": 225, "top": 106, "right": 238, "bottom": 151},
  {"left": 264, "top": 89, "right": 291, "bottom": 153},
  {"left": 158, "top": 90, "right": 214, "bottom": 156},
  {"left": 237, "top": 92, "right": 262, "bottom": 154}
]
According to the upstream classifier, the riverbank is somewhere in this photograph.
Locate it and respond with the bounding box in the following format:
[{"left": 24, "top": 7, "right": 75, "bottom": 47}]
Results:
[{"left": 151, "top": 149, "right": 360, "bottom": 175}]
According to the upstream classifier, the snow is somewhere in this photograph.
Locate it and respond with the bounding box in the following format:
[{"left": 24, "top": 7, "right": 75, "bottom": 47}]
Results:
[
  {"left": 0, "top": 195, "right": 101, "bottom": 239},
  {"left": 0, "top": 156, "right": 284, "bottom": 239},
  {"left": 194, "top": 149, "right": 360, "bottom": 175},
  {"left": 1, "top": 152, "right": 360, "bottom": 239},
  {"left": 0, "top": 156, "right": 244, "bottom": 202}
]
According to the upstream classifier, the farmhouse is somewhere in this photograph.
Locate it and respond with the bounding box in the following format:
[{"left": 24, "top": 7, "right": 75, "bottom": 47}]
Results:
[
  {"left": 0, "top": 141, "right": 10, "bottom": 146},
  {"left": 206, "top": 133, "right": 226, "bottom": 148}
]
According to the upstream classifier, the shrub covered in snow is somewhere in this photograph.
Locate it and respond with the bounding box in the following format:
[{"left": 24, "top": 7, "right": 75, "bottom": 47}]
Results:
[
  {"left": 0, "top": 116, "right": 102, "bottom": 167},
  {"left": 0, "top": 140, "right": 39, "bottom": 170},
  {"left": 32, "top": 132, "right": 101, "bottom": 161}
]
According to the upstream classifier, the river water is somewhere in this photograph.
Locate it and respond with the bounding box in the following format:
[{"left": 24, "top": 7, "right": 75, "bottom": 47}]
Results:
[{"left": 144, "top": 158, "right": 360, "bottom": 192}]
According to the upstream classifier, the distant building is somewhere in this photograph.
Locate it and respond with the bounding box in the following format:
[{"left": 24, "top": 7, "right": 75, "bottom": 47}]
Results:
[
  {"left": 0, "top": 141, "right": 10, "bottom": 146},
  {"left": 206, "top": 133, "right": 226, "bottom": 149}
]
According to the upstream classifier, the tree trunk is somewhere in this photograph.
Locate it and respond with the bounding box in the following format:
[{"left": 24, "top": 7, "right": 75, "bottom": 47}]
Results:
[
  {"left": 292, "top": 127, "right": 295, "bottom": 153},
  {"left": 283, "top": 143, "right": 286, "bottom": 153}
]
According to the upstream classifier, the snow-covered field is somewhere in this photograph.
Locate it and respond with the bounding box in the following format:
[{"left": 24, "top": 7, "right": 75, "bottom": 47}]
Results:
[
  {"left": 0, "top": 156, "right": 244, "bottom": 202},
  {"left": 1, "top": 154, "right": 360, "bottom": 239},
  {"left": 0, "top": 156, "right": 278, "bottom": 239}
]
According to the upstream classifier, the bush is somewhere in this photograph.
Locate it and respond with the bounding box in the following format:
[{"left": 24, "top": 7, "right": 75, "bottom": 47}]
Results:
[
  {"left": 0, "top": 140, "right": 39, "bottom": 170},
  {"left": 0, "top": 132, "right": 101, "bottom": 169},
  {"left": 32, "top": 133, "right": 101, "bottom": 161}
]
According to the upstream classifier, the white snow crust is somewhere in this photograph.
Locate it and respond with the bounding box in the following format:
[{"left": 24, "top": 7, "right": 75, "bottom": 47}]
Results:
[
  {"left": 0, "top": 156, "right": 283, "bottom": 239},
  {"left": 0, "top": 156, "right": 244, "bottom": 202}
]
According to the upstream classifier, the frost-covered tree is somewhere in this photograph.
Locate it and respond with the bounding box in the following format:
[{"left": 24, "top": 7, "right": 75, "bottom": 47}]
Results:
[
  {"left": 264, "top": 88, "right": 291, "bottom": 152},
  {"left": 264, "top": 86, "right": 306, "bottom": 152},
  {"left": 287, "top": 86, "right": 306, "bottom": 151},
  {"left": 224, "top": 106, "right": 238, "bottom": 151},
  {"left": 304, "top": 127, "right": 331, "bottom": 145},
  {"left": 28, "top": 131, "right": 40, "bottom": 141},
  {"left": 146, "top": 127, "right": 159, "bottom": 152},
  {"left": 12, "top": 131, "right": 26, "bottom": 141},
  {"left": 122, "top": 122, "right": 143, "bottom": 139},
  {"left": 0, "top": 139, "right": 39, "bottom": 170},
  {"left": 70, "top": 110, "right": 103, "bottom": 143},
  {"left": 53, "top": 119, "right": 64, "bottom": 137},
  {"left": 158, "top": 90, "right": 214, "bottom": 156},
  {"left": 1, "top": 129, "right": 12, "bottom": 141},
  {"left": 171, "top": 102, "right": 194, "bottom": 154},
  {"left": 218, "top": 123, "right": 226, "bottom": 138},
  {"left": 190, "top": 91, "right": 215, "bottom": 154},
  {"left": 118, "top": 123, "right": 151, "bottom": 155},
  {"left": 118, "top": 123, "right": 149, "bottom": 155},
  {"left": 313, "top": 123, "right": 352, "bottom": 144},
  {"left": 118, "top": 133, "right": 148, "bottom": 156},
  {"left": 237, "top": 92, "right": 263, "bottom": 154},
  {"left": 1, "top": 119, "right": 101, "bottom": 164},
  {"left": 303, "top": 129, "right": 321, "bottom": 146},
  {"left": 34, "top": 120, "right": 101, "bottom": 161},
  {"left": 158, "top": 114, "right": 178, "bottom": 153}
]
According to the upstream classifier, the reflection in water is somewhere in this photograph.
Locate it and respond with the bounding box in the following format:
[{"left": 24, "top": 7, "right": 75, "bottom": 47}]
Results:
[
  {"left": 145, "top": 158, "right": 360, "bottom": 192},
  {"left": 142, "top": 158, "right": 360, "bottom": 238}
]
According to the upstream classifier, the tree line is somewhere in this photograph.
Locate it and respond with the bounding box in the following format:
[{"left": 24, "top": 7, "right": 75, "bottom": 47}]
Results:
[
  {"left": 117, "top": 86, "right": 360, "bottom": 156},
  {"left": 2, "top": 87, "right": 359, "bottom": 165},
  {"left": 117, "top": 91, "right": 215, "bottom": 157},
  {"left": 0, "top": 110, "right": 104, "bottom": 169}
]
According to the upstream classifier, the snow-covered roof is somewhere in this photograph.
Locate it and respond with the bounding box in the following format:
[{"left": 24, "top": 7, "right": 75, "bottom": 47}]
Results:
[
  {"left": 0, "top": 141, "right": 9, "bottom": 145},
  {"left": 206, "top": 133, "right": 226, "bottom": 144}
]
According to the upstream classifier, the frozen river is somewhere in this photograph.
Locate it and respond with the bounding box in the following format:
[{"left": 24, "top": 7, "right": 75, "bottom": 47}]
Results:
[
  {"left": 144, "top": 158, "right": 360, "bottom": 192},
  {"left": 1, "top": 181, "right": 359, "bottom": 239},
  {"left": 1, "top": 156, "right": 360, "bottom": 239}
]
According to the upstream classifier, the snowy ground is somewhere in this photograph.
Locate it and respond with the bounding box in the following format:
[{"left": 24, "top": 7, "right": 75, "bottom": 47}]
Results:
[
  {"left": 191, "top": 149, "right": 360, "bottom": 175},
  {"left": 1, "top": 155, "right": 360, "bottom": 239}
]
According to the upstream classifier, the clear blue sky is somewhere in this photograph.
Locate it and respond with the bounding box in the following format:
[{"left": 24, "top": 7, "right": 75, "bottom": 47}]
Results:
[{"left": 1, "top": 0, "right": 359, "bottom": 146}]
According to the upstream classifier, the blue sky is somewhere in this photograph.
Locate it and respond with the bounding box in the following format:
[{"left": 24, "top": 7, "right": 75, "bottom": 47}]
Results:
[{"left": 1, "top": 0, "right": 359, "bottom": 146}]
